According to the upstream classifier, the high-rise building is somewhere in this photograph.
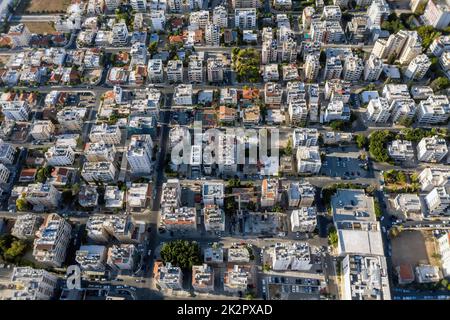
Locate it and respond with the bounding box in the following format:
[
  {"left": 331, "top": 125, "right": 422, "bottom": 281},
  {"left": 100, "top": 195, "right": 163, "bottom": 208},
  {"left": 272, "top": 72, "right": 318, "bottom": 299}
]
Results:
[{"left": 404, "top": 54, "right": 431, "bottom": 80}]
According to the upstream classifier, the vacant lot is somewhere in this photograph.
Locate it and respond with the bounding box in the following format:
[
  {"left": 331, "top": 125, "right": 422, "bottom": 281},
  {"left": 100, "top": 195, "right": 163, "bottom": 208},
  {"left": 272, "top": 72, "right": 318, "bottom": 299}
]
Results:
[
  {"left": 17, "top": 0, "right": 71, "bottom": 14},
  {"left": 24, "top": 22, "right": 57, "bottom": 34},
  {"left": 391, "top": 230, "right": 430, "bottom": 267}
]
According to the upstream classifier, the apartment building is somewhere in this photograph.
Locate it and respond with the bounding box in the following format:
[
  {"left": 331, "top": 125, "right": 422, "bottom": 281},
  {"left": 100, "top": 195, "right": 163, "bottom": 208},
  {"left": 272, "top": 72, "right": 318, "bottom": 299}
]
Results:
[
  {"left": 81, "top": 161, "right": 117, "bottom": 183},
  {"left": 11, "top": 214, "right": 44, "bottom": 240},
  {"left": 33, "top": 213, "right": 71, "bottom": 267},
  {"left": 264, "top": 82, "right": 283, "bottom": 105},
  {"left": 234, "top": 8, "right": 257, "bottom": 29},
  {"left": 290, "top": 207, "right": 317, "bottom": 233},
  {"left": 207, "top": 58, "right": 224, "bottom": 83},
  {"left": 364, "top": 54, "right": 384, "bottom": 81},
  {"left": 296, "top": 146, "right": 321, "bottom": 174},
  {"left": 367, "top": 97, "right": 391, "bottom": 123},
  {"left": 85, "top": 141, "right": 116, "bottom": 162},
  {"left": 202, "top": 182, "right": 224, "bottom": 207},
  {"left": 75, "top": 245, "right": 107, "bottom": 273},
  {"left": 89, "top": 123, "right": 122, "bottom": 144},
  {"left": 270, "top": 242, "right": 312, "bottom": 271},
  {"left": 288, "top": 98, "right": 308, "bottom": 125},
  {"left": 304, "top": 53, "right": 320, "bottom": 81},
  {"left": 425, "top": 186, "right": 450, "bottom": 215},
  {"left": 166, "top": 60, "right": 184, "bottom": 83},
  {"left": 25, "top": 183, "right": 61, "bottom": 209},
  {"left": 421, "top": 0, "right": 450, "bottom": 29},
  {"left": 154, "top": 261, "right": 183, "bottom": 290},
  {"left": 8, "top": 267, "right": 57, "bottom": 300},
  {"left": 223, "top": 264, "right": 253, "bottom": 293},
  {"left": 205, "top": 24, "right": 220, "bottom": 46},
  {"left": 342, "top": 54, "right": 363, "bottom": 81},
  {"left": 405, "top": 54, "right": 431, "bottom": 80},
  {"left": 162, "top": 206, "right": 197, "bottom": 231},
  {"left": 417, "top": 136, "right": 448, "bottom": 163},
  {"left": 417, "top": 95, "right": 450, "bottom": 124},
  {"left": 203, "top": 204, "right": 225, "bottom": 232},
  {"left": 30, "top": 121, "right": 55, "bottom": 141},
  {"left": 174, "top": 84, "right": 193, "bottom": 105},
  {"left": 147, "top": 59, "right": 164, "bottom": 83},
  {"left": 78, "top": 185, "right": 99, "bottom": 208},
  {"left": 293, "top": 128, "right": 319, "bottom": 148},
  {"left": 192, "top": 264, "right": 215, "bottom": 292},
  {"left": 387, "top": 140, "right": 415, "bottom": 161},
  {"left": 2, "top": 101, "right": 30, "bottom": 121},
  {"left": 342, "top": 254, "right": 391, "bottom": 300},
  {"left": 213, "top": 5, "right": 228, "bottom": 28},
  {"left": 107, "top": 244, "right": 137, "bottom": 270},
  {"left": 45, "top": 145, "right": 76, "bottom": 166},
  {"left": 57, "top": 107, "right": 87, "bottom": 131},
  {"left": 127, "top": 134, "right": 153, "bottom": 175}
]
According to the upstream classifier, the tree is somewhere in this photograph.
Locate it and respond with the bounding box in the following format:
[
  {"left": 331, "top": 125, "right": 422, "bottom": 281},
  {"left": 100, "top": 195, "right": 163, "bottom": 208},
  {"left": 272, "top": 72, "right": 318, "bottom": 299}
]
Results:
[
  {"left": 374, "top": 199, "right": 383, "bottom": 219},
  {"left": 0, "top": 234, "right": 27, "bottom": 262},
  {"left": 16, "top": 198, "right": 30, "bottom": 212},
  {"left": 160, "top": 240, "right": 201, "bottom": 270},
  {"left": 430, "top": 76, "right": 450, "bottom": 92},
  {"left": 285, "top": 137, "right": 293, "bottom": 156},
  {"left": 148, "top": 42, "right": 158, "bottom": 55},
  {"left": 328, "top": 227, "right": 338, "bottom": 247},
  {"left": 369, "top": 130, "right": 394, "bottom": 163},
  {"left": 355, "top": 134, "right": 367, "bottom": 149},
  {"left": 329, "top": 120, "right": 345, "bottom": 131}
]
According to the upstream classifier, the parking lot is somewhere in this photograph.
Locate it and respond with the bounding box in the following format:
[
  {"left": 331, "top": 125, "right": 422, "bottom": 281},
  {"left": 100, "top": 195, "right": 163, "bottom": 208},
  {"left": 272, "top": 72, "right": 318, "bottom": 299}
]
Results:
[{"left": 320, "top": 155, "right": 369, "bottom": 179}]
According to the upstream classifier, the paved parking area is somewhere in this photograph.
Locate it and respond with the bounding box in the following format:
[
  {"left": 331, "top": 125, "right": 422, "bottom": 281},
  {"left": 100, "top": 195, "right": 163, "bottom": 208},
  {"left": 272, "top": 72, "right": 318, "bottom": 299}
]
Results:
[{"left": 320, "top": 155, "right": 369, "bottom": 179}]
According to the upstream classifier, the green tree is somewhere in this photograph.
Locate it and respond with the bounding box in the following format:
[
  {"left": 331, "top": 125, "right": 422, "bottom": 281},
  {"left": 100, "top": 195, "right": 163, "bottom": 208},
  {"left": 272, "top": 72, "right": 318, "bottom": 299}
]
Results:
[
  {"left": 328, "top": 227, "right": 338, "bottom": 247},
  {"left": 285, "top": 137, "right": 293, "bottom": 156},
  {"left": 329, "top": 120, "right": 345, "bottom": 131},
  {"left": 369, "top": 130, "right": 394, "bottom": 163},
  {"left": 16, "top": 198, "right": 30, "bottom": 212},
  {"left": 430, "top": 76, "right": 450, "bottom": 92},
  {"left": 355, "top": 134, "right": 367, "bottom": 149},
  {"left": 160, "top": 240, "right": 201, "bottom": 270}
]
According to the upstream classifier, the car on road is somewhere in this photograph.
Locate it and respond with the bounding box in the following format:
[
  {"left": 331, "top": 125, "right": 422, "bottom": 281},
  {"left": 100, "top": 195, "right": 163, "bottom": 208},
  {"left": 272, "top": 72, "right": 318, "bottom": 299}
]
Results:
[{"left": 382, "top": 226, "right": 386, "bottom": 233}]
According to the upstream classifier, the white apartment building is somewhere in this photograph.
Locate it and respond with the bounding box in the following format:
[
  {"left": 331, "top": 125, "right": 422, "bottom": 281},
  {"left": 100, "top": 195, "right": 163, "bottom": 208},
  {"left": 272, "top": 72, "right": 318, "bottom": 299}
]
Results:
[
  {"left": 399, "top": 31, "right": 423, "bottom": 65},
  {"left": 324, "top": 56, "right": 343, "bottom": 80},
  {"left": 224, "top": 265, "right": 252, "bottom": 293},
  {"left": 264, "top": 82, "right": 283, "bottom": 105},
  {"left": 342, "top": 254, "right": 391, "bottom": 300},
  {"left": 30, "top": 121, "right": 55, "bottom": 141},
  {"left": 0, "top": 141, "right": 16, "bottom": 165},
  {"left": 81, "top": 161, "right": 117, "bottom": 183},
  {"left": 207, "top": 58, "right": 224, "bottom": 83},
  {"left": 290, "top": 207, "right": 317, "bottom": 233},
  {"left": 8, "top": 267, "right": 58, "bottom": 300},
  {"left": 288, "top": 98, "right": 308, "bottom": 125},
  {"left": 382, "top": 84, "right": 411, "bottom": 103},
  {"left": 388, "top": 140, "right": 415, "bottom": 161},
  {"left": 154, "top": 262, "right": 183, "bottom": 290},
  {"left": 0, "top": 163, "right": 10, "bottom": 184},
  {"left": 86, "top": 215, "right": 137, "bottom": 243},
  {"left": 234, "top": 8, "right": 257, "bottom": 29},
  {"left": 166, "top": 60, "right": 183, "bottom": 83},
  {"left": 174, "top": 84, "right": 193, "bottom": 105},
  {"left": 127, "top": 134, "right": 153, "bottom": 175},
  {"left": 33, "top": 214, "right": 71, "bottom": 267},
  {"left": 421, "top": 0, "right": 450, "bottom": 29},
  {"left": 188, "top": 59, "right": 203, "bottom": 83},
  {"left": 418, "top": 167, "right": 450, "bottom": 192},
  {"left": 405, "top": 54, "right": 431, "bottom": 80},
  {"left": 364, "top": 54, "right": 384, "bottom": 81},
  {"left": 45, "top": 145, "right": 76, "bottom": 166},
  {"left": 75, "top": 245, "right": 107, "bottom": 273},
  {"left": 202, "top": 182, "right": 224, "bottom": 207},
  {"left": 25, "top": 183, "right": 61, "bottom": 209},
  {"left": 161, "top": 179, "right": 181, "bottom": 208},
  {"left": 89, "top": 123, "right": 122, "bottom": 145},
  {"left": 162, "top": 206, "right": 197, "bottom": 231},
  {"left": 11, "top": 214, "right": 44, "bottom": 240},
  {"left": 287, "top": 182, "right": 315, "bottom": 207},
  {"left": 323, "top": 100, "right": 351, "bottom": 123},
  {"left": 130, "top": 0, "right": 147, "bottom": 12},
  {"left": 105, "top": 0, "right": 120, "bottom": 10},
  {"left": 205, "top": 24, "right": 220, "bottom": 46},
  {"left": 2, "top": 101, "right": 30, "bottom": 121},
  {"left": 293, "top": 128, "right": 319, "bottom": 147},
  {"left": 6, "top": 24, "right": 32, "bottom": 48},
  {"left": 190, "top": 10, "right": 210, "bottom": 30},
  {"left": 148, "top": 59, "right": 164, "bottom": 83},
  {"left": 107, "top": 244, "right": 137, "bottom": 270},
  {"left": 111, "top": 21, "right": 129, "bottom": 46},
  {"left": 437, "top": 233, "right": 450, "bottom": 277},
  {"left": 57, "top": 107, "right": 86, "bottom": 131},
  {"left": 192, "top": 264, "right": 214, "bottom": 292},
  {"left": 391, "top": 99, "right": 417, "bottom": 124},
  {"left": 417, "top": 95, "right": 450, "bottom": 124},
  {"left": 203, "top": 204, "right": 225, "bottom": 232},
  {"left": 343, "top": 54, "right": 363, "bottom": 81},
  {"left": 367, "top": 97, "right": 392, "bottom": 123},
  {"left": 150, "top": 10, "right": 165, "bottom": 31},
  {"left": 85, "top": 141, "right": 116, "bottom": 162},
  {"left": 270, "top": 242, "right": 312, "bottom": 271},
  {"left": 213, "top": 5, "right": 228, "bottom": 28},
  {"left": 296, "top": 146, "right": 321, "bottom": 174},
  {"left": 425, "top": 186, "right": 450, "bottom": 215},
  {"left": 429, "top": 35, "right": 450, "bottom": 57},
  {"left": 304, "top": 53, "right": 320, "bottom": 81},
  {"left": 417, "top": 136, "right": 448, "bottom": 163}
]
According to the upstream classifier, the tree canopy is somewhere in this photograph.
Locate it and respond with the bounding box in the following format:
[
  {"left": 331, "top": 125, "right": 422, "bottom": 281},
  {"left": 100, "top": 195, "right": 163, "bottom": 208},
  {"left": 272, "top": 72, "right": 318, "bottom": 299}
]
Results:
[{"left": 160, "top": 240, "right": 201, "bottom": 270}]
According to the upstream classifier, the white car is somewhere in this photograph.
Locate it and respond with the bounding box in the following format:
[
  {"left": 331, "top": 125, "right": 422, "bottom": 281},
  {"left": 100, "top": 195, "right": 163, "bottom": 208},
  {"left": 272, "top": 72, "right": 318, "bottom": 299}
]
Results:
[{"left": 382, "top": 226, "right": 386, "bottom": 233}]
